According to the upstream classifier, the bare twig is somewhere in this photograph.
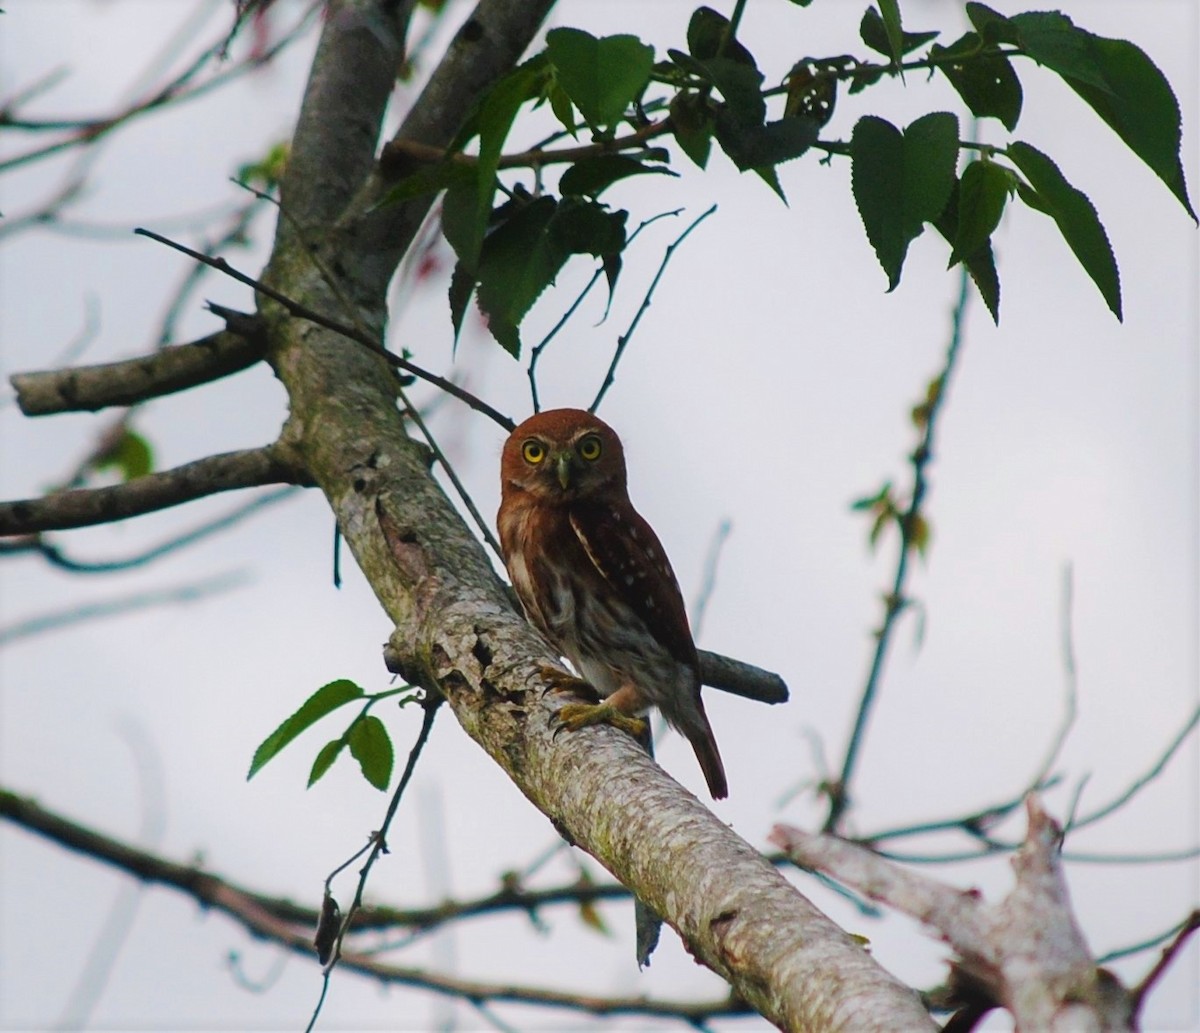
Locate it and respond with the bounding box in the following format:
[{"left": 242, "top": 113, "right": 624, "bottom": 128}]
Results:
[
  {"left": 690, "top": 518, "right": 732, "bottom": 642},
  {"left": 0, "top": 788, "right": 743, "bottom": 1023},
  {"left": 589, "top": 204, "right": 717, "bottom": 413},
  {"left": 0, "top": 446, "right": 303, "bottom": 535},
  {"left": 0, "top": 487, "right": 297, "bottom": 574},
  {"left": 826, "top": 266, "right": 971, "bottom": 832},
  {"left": 0, "top": 572, "right": 248, "bottom": 647},
  {"left": 1128, "top": 909, "right": 1200, "bottom": 1020},
  {"left": 133, "top": 228, "right": 515, "bottom": 430}
]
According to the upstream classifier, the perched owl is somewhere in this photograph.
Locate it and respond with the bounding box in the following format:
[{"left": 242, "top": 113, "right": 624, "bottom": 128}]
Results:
[{"left": 497, "top": 408, "right": 727, "bottom": 799}]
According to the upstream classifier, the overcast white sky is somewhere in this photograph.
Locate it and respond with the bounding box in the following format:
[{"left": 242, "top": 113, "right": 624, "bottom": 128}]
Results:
[{"left": 1, "top": 1, "right": 1197, "bottom": 1030}]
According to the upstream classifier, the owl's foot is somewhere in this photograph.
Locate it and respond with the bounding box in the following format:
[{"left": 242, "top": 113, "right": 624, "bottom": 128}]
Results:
[{"left": 554, "top": 700, "right": 647, "bottom": 741}]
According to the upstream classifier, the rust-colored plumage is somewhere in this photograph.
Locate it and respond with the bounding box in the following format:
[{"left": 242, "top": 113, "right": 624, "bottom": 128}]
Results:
[{"left": 497, "top": 408, "right": 727, "bottom": 799}]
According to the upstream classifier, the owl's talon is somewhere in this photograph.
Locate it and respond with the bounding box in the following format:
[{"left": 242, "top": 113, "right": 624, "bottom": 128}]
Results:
[
  {"left": 554, "top": 701, "right": 647, "bottom": 741},
  {"left": 538, "top": 664, "right": 599, "bottom": 702}
]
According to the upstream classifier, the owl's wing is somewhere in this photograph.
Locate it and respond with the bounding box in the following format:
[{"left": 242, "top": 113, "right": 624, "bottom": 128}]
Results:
[{"left": 568, "top": 501, "right": 699, "bottom": 672}]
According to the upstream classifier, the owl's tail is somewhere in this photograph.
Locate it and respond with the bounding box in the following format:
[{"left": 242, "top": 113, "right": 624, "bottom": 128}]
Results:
[{"left": 685, "top": 707, "right": 728, "bottom": 800}]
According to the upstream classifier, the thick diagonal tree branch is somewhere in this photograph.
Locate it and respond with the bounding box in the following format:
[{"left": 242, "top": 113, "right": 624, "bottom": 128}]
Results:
[
  {"left": 0, "top": 446, "right": 306, "bottom": 535},
  {"left": 237, "top": 3, "right": 938, "bottom": 1027}
]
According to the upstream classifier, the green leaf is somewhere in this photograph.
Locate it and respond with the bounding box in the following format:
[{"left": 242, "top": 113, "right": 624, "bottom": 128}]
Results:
[
  {"left": 933, "top": 179, "right": 1001, "bottom": 324},
  {"left": 932, "top": 32, "right": 1022, "bottom": 131},
  {"left": 949, "top": 159, "right": 1013, "bottom": 267},
  {"left": 702, "top": 56, "right": 766, "bottom": 126},
  {"left": 445, "top": 61, "right": 545, "bottom": 273},
  {"left": 669, "top": 91, "right": 713, "bottom": 169},
  {"left": 859, "top": 7, "right": 937, "bottom": 59},
  {"left": 377, "top": 160, "right": 476, "bottom": 208},
  {"left": 876, "top": 0, "right": 906, "bottom": 68},
  {"left": 476, "top": 196, "right": 566, "bottom": 356},
  {"left": 248, "top": 679, "right": 364, "bottom": 780},
  {"left": 851, "top": 112, "right": 959, "bottom": 290},
  {"left": 348, "top": 715, "right": 394, "bottom": 791},
  {"left": 548, "top": 81, "right": 577, "bottom": 138},
  {"left": 95, "top": 429, "right": 154, "bottom": 482},
  {"left": 1008, "top": 141, "right": 1121, "bottom": 320},
  {"left": 547, "top": 198, "right": 628, "bottom": 256},
  {"left": 965, "top": 3, "right": 1018, "bottom": 46},
  {"left": 545, "top": 29, "right": 654, "bottom": 130},
  {"left": 715, "top": 116, "right": 819, "bottom": 173},
  {"left": 559, "top": 155, "right": 674, "bottom": 198},
  {"left": 686, "top": 6, "right": 756, "bottom": 66},
  {"left": 308, "top": 737, "right": 345, "bottom": 788},
  {"left": 1011, "top": 13, "right": 1195, "bottom": 221},
  {"left": 447, "top": 260, "right": 476, "bottom": 344}
]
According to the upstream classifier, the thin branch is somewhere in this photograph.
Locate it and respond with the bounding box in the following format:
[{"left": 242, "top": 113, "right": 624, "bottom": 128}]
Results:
[
  {"left": 826, "top": 265, "right": 971, "bottom": 832},
  {"left": 310, "top": 696, "right": 442, "bottom": 1029},
  {"left": 1129, "top": 910, "right": 1200, "bottom": 1020},
  {"left": 1071, "top": 703, "right": 1200, "bottom": 831},
  {"left": 0, "top": 446, "right": 303, "bottom": 536},
  {"left": 0, "top": 572, "right": 248, "bottom": 647},
  {"left": 0, "top": 788, "right": 744, "bottom": 1023},
  {"left": 589, "top": 204, "right": 717, "bottom": 413},
  {"left": 690, "top": 518, "right": 732, "bottom": 643},
  {"left": 133, "top": 228, "right": 515, "bottom": 430},
  {"left": 0, "top": 487, "right": 297, "bottom": 574}
]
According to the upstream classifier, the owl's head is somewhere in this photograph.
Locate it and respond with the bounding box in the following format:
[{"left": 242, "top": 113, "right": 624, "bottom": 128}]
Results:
[{"left": 501, "top": 408, "right": 627, "bottom": 503}]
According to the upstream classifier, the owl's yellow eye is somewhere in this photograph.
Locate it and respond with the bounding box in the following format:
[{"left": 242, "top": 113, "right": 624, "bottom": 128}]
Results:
[
  {"left": 522, "top": 440, "right": 546, "bottom": 464},
  {"left": 577, "top": 435, "right": 602, "bottom": 462}
]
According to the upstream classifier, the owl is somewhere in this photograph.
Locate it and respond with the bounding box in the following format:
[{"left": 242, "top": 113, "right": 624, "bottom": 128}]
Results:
[{"left": 497, "top": 408, "right": 727, "bottom": 800}]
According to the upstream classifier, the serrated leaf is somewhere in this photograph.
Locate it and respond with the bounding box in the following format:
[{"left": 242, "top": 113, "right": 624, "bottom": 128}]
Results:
[
  {"left": 715, "top": 115, "right": 818, "bottom": 172},
  {"left": 1009, "top": 13, "right": 1195, "bottom": 221},
  {"left": 860, "top": 7, "right": 937, "bottom": 59},
  {"left": 687, "top": 6, "right": 756, "bottom": 65},
  {"left": 95, "top": 429, "right": 154, "bottom": 482},
  {"left": 348, "top": 715, "right": 394, "bottom": 791},
  {"left": 851, "top": 112, "right": 959, "bottom": 291},
  {"left": 950, "top": 160, "right": 1012, "bottom": 266},
  {"left": 447, "top": 260, "right": 476, "bottom": 346},
  {"left": 965, "top": 3, "right": 1018, "bottom": 46},
  {"left": 308, "top": 737, "right": 345, "bottom": 788},
  {"left": 1008, "top": 141, "right": 1121, "bottom": 320},
  {"left": 932, "top": 32, "right": 1022, "bottom": 131},
  {"left": 547, "top": 198, "right": 627, "bottom": 256},
  {"left": 545, "top": 29, "right": 653, "bottom": 130},
  {"left": 248, "top": 679, "right": 365, "bottom": 780},
  {"left": 876, "top": 0, "right": 905, "bottom": 68},
  {"left": 669, "top": 91, "right": 713, "bottom": 169},
  {"left": 559, "top": 155, "right": 674, "bottom": 198},
  {"left": 548, "top": 81, "right": 577, "bottom": 138},
  {"left": 933, "top": 178, "right": 1001, "bottom": 324},
  {"left": 476, "top": 196, "right": 565, "bottom": 357},
  {"left": 444, "top": 61, "right": 545, "bottom": 273},
  {"left": 377, "top": 160, "right": 476, "bottom": 208}
]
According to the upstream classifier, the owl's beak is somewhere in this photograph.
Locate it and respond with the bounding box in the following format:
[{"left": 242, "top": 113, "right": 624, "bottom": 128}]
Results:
[{"left": 555, "top": 453, "right": 573, "bottom": 490}]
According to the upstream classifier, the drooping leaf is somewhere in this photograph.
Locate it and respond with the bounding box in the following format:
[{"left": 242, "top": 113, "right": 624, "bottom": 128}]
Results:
[
  {"left": 248, "top": 679, "right": 364, "bottom": 780},
  {"left": 715, "top": 115, "right": 819, "bottom": 172},
  {"left": 686, "top": 6, "right": 756, "bottom": 66},
  {"left": 876, "top": 0, "right": 906, "bottom": 68},
  {"left": 475, "top": 197, "right": 565, "bottom": 357},
  {"left": 701, "top": 56, "right": 766, "bottom": 126},
  {"left": 447, "top": 260, "right": 476, "bottom": 345},
  {"left": 949, "top": 159, "right": 1013, "bottom": 267},
  {"left": 933, "top": 178, "right": 1001, "bottom": 324},
  {"left": 95, "top": 429, "right": 154, "bottom": 482},
  {"left": 559, "top": 155, "right": 674, "bottom": 198},
  {"left": 545, "top": 29, "right": 654, "bottom": 130},
  {"left": 1008, "top": 141, "right": 1121, "bottom": 320},
  {"left": 348, "top": 715, "right": 394, "bottom": 791},
  {"left": 859, "top": 7, "right": 937, "bottom": 59},
  {"left": 669, "top": 91, "right": 714, "bottom": 169},
  {"left": 308, "top": 737, "right": 347, "bottom": 788},
  {"left": 851, "top": 112, "right": 959, "bottom": 290},
  {"left": 547, "top": 198, "right": 628, "bottom": 257},
  {"left": 1024, "top": 14, "right": 1194, "bottom": 221},
  {"left": 377, "top": 158, "right": 476, "bottom": 208},
  {"left": 932, "top": 32, "right": 1023, "bottom": 131},
  {"left": 444, "top": 61, "right": 545, "bottom": 273}
]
